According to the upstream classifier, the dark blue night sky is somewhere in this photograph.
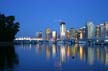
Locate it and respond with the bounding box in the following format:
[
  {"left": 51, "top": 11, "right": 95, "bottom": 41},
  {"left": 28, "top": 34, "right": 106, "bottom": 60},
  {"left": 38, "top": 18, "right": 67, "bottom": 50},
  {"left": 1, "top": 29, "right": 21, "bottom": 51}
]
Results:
[{"left": 0, "top": 0, "right": 108, "bottom": 37}]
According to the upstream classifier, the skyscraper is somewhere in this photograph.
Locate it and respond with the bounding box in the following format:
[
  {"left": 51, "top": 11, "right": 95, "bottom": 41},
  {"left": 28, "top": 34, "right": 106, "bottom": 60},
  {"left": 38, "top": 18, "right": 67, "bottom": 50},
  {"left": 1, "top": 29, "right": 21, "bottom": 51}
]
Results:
[
  {"left": 52, "top": 31, "right": 57, "bottom": 40},
  {"left": 82, "top": 27, "right": 87, "bottom": 40},
  {"left": 36, "top": 31, "right": 42, "bottom": 38},
  {"left": 66, "top": 30, "right": 70, "bottom": 40},
  {"left": 45, "top": 28, "right": 52, "bottom": 40},
  {"left": 70, "top": 28, "right": 76, "bottom": 40},
  {"left": 104, "top": 22, "right": 108, "bottom": 38},
  {"left": 95, "top": 25, "right": 101, "bottom": 39},
  {"left": 79, "top": 28, "right": 83, "bottom": 40},
  {"left": 60, "top": 22, "right": 66, "bottom": 40},
  {"left": 75, "top": 30, "right": 79, "bottom": 40},
  {"left": 86, "top": 21, "right": 95, "bottom": 39},
  {"left": 100, "top": 24, "right": 105, "bottom": 39}
]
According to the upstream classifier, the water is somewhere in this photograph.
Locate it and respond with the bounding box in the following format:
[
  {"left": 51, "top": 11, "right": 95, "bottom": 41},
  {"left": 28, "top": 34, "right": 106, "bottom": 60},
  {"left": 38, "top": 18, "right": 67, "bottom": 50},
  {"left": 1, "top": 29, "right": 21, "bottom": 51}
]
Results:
[{"left": 0, "top": 44, "right": 108, "bottom": 71}]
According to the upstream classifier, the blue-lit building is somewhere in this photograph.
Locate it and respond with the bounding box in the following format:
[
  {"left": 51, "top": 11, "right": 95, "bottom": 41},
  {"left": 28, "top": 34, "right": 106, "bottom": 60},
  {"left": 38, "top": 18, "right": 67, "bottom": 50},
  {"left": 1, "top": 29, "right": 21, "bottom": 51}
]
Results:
[
  {"left": 82, "top": 27, "right": 87, "bottom": 40},
  {"left": 104, "top": 22, "right": 108, "bottom": 39},
  {"left": 95, "top": 25, "right": 101, "bottom": 39},
  {"left": 100, "top": 24, "right": 105, "bottom": 39},
  {"left": 60, "top": 22, "right": 66, "bottom": 40},
  {"left": 36, "top": 31, "right": 42, "bottom": 38},
  {"left": 52, "top": 31, "right": 57, "bottom": 40},
  {"left": 45, "top": 28, "right": 52, "bottom": 40},
  {"left": 86, "top": 21, "right": 95, "bottom": 40},
  {"left": 70, "top": 28, "right": 76, "bottom": 40}
]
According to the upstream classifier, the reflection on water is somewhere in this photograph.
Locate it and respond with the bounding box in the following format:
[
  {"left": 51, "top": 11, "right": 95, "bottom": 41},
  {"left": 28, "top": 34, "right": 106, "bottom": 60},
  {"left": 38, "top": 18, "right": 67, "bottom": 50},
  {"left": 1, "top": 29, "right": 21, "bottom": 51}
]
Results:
[
  {"left": 0, "top": 45, "right": 19, "bottom": 71},
  {"left": 39, "top": 44, "right": 108, "bottom": 65},
  {"left": 10, "top": 44, "right": 108, "bottom": 71},
  {"left": 52, "top": 44, "right": 56, "bottom": 58},
  {"left": 46, "top": 45, "right": 51, "bottom": 59},
  {"left": 60, "top": 45, "right": 66, "bottom": 63},
  {"left": 79, "top": 46, "right": 83, "bottom": 60}
]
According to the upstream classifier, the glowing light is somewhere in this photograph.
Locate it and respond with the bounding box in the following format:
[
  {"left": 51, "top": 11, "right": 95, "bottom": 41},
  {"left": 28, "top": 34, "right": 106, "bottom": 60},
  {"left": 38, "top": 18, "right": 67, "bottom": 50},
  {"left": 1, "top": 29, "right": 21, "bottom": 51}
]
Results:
[
  {"left": 60, "top": 23, "right": 66, "bottom": 39},
  {"left": 88, "top": 48, "right": 94, "bottom": 65},
  {"left": 60, "top": 46, "right": 66, "bottom": 63},
  {"left": 52, "top": 44, "right": 56, "bottom": 58},
  {"left": 66, "top": 46, "right": 70, "bottom": 57},
  {"left": 79, "top": 46, "right": 83, "bottom": 60},
  {"left": 105, "top": 51, "right": 108, "bottom": 64},
  {"left": 80, "top": 31, "right": 83, "bottom": 39},
  {"left": 46, "top": 46, "right": 50, "bottom": 60}
]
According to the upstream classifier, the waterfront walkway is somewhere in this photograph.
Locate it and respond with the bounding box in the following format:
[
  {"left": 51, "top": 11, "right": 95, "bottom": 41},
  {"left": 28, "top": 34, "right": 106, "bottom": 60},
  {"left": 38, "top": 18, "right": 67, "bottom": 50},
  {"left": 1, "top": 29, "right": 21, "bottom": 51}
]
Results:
[{"left": 14, "top": 37, "right": 108, "bottom": 45}]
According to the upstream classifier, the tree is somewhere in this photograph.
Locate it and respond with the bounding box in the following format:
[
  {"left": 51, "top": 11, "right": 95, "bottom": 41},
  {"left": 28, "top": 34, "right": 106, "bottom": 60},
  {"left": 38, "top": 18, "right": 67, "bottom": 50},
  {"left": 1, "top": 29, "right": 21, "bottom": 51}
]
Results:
[{"left": 0, "top": 13, "right": 20, "bottom": 42}]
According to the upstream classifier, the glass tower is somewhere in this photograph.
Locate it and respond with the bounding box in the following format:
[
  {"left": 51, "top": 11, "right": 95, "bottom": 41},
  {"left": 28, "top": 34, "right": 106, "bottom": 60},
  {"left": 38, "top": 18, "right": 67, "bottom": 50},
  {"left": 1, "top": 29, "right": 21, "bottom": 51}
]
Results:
[
  {"left": 60, "top": 22, "right": 66, "bottom": 40},
  {"left": 86, "top": 21, "right": 95, "bottom": 39}
]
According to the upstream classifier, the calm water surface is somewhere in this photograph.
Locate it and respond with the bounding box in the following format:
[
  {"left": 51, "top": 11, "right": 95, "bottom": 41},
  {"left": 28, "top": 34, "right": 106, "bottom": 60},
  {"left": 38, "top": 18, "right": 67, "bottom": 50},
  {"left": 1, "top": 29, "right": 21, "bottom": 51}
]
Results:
[{"left": 1, "top": 44, "right": 108, "bottom": 71}]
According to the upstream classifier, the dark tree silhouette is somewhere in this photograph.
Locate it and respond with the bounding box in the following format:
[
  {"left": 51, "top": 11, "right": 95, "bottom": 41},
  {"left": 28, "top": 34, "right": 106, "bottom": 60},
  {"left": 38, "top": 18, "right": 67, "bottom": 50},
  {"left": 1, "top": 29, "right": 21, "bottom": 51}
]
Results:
[
  {"left": 0, "top": 13, "right": 20, "bottom": 42},
  {"left": 0, "top": 45, "right": 19, "bottom": 70}
]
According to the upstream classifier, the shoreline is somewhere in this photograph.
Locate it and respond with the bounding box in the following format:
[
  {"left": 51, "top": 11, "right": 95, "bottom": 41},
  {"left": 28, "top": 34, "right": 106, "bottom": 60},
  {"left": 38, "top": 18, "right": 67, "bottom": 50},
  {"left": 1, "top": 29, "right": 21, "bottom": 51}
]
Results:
[
  {"left": 0, "top": 42, "right": 14, "bottom": 46},
  {"left": 0, "top": 41, "right": 108, "bottom": 46}
]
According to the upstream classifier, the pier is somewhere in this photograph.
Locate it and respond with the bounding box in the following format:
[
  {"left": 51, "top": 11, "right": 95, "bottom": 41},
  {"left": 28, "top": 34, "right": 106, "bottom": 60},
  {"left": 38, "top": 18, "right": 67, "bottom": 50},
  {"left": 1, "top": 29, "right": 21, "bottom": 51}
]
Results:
[
  {"left": 14, "top": 37, "right": 108, "bottom": 45},
  {"left": 14, "top": 37, "right": 75, "bottom": 44}
]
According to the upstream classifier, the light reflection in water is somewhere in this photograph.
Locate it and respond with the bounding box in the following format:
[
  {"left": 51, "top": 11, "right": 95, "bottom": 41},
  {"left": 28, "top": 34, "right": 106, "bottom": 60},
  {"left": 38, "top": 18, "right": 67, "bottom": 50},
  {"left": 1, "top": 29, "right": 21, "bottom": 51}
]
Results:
[
  {"left": 66, "top": 45, "right": 71, "bottom": 58},
  {"left": 105, "top": 48, "right": 108, "bottom": 64},
  {"left": 79, "top": 46, "right": 83, "bottom": 60},
  {"left": 96, "top": 48, "right": 100, "bottom": 62},
  {"left": 87, "top": 47, "right": 94, "bottom": 65},
  {"left": 35, "top": 44, "right": 42, "bottom": 55},
  {"left": 71, "top": 44, "right": 77, "bottom": 57},
  {"left": 52, "top": 44, "right": 56, "bottom": 58},
  {"left": 27, "top": 44, "right": 108, "bottom": 66},
  {"left": 60, "top": 45, "right": 66, "bottom": 63},
  {"left": 46, "top": 45, "right": 50, "bottom": 60}
]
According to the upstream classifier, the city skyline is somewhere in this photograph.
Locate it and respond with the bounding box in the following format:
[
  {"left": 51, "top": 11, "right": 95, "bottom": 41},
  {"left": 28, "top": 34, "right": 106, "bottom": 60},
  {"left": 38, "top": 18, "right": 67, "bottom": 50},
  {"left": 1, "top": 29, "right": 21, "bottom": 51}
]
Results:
[
  {"left": 18, "top": 21, "right": 108, "bottom": 40},
  {"left": 0, "top": 0, "right": 108, "bottom": 37},
  {"left": 1, "top": 0, "right": 108, "bottom": 70}
]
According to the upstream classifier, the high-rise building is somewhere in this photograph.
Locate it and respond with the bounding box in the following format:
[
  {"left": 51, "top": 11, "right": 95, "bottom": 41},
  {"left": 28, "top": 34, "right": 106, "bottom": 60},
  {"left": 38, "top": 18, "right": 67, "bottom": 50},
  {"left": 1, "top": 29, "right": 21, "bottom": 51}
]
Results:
[
  {"left": 95, "top": 25, "right": 101, "bottom": 39},
  {"left": 75, "top": 30, "right": 80, "bottom": 40},
  {"left": 86, "top": 21, "right": 95, "bottom": 39},
  {"left": 52, "top": 31, "right": 57, "bottom": 40},
  {"left": 87, "top": 47, "right": 94, "bottom": 65},
  {"left": 104, "top": 22, "right": 108, "bottom": 38},
  {"left": 60, "top": 22, "right": 66, "bottom": 39},
  {"left": 36, "top": 31, "right": 42, "bottom": 38},
  {"left": 66, "top": 30, "right": 70, "bottom": 40},
  {"left": 100, "top": 24, "right": 105, "bottom": 39},
  {"left": 70, "top": 28, "right": 76, "bottom": 40},
  {"left": 82, "top": 27, "right": 87, "bottom": 40},
  {"left": 45, "top": 28, "right": 52, "bottom": 40},
  {"left": 79, "top": 28, "right": 83, "bottom": 40}
]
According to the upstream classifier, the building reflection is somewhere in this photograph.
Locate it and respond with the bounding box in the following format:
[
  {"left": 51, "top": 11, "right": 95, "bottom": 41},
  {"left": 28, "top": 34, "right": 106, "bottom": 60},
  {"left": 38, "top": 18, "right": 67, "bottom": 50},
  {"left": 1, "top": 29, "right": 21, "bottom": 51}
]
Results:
[
  {"left": 96, "top": 47, "right": 100, "bottom": 62},
  {"left": 105, "top": 47, "right": 108, "bottom": 64},
  {"left": 35, "top": 44, "right": 42, "bottom": 55},
  {"left": 52, "top": 44, "right": 56, "bottom": 58},
  {"left": 66, "top": 45, "right": 71, "bottom": 58},
  {"left": 0, "top": 45, "right": 19, "bottom": 71},
  {"left": 71, "top": 44, "right": 78, "bottom": 58},
  {"left": 60, "top": 45, "right": 66, "bottom": 63},
  {"left": 100, "top": 47, "right": 105, "bottom": 64},
  {"left": 87, "top": 47, "right": 94, "bottom": 65},
  {"left": 45, "top": 44, "right": 51, "bottom": 60},
  {"left": 79, "top": 46, "right": 83, "bottom": 61},
  {"left": 34, "top": 43, "right": 108, "bottom": 66}
]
